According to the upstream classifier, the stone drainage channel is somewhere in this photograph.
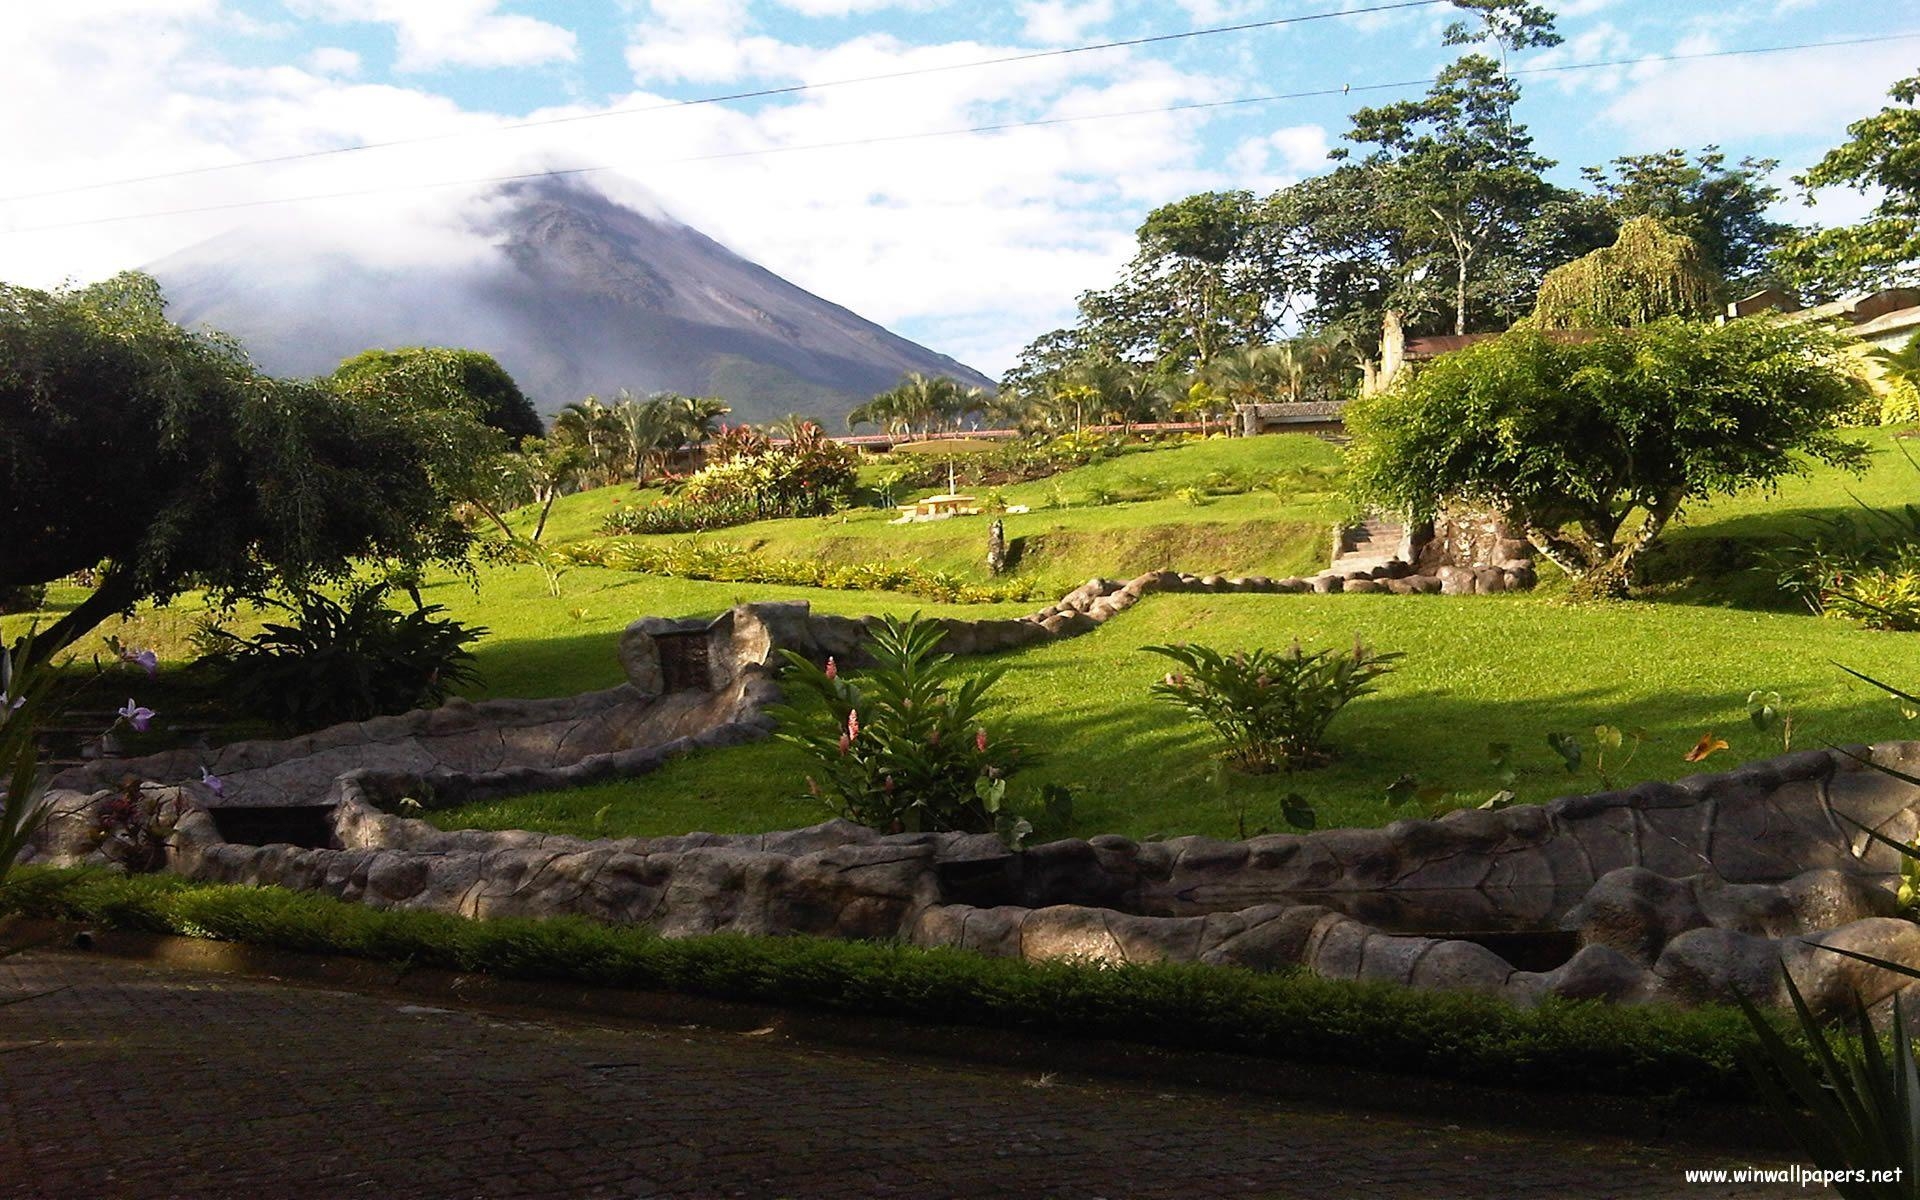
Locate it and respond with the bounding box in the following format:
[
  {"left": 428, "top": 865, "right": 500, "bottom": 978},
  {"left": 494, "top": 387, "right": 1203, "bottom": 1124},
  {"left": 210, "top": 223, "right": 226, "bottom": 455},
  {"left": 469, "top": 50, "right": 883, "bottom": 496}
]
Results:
[{"left": 28, "top": 583, "right": 1920, "bottom": 1015}]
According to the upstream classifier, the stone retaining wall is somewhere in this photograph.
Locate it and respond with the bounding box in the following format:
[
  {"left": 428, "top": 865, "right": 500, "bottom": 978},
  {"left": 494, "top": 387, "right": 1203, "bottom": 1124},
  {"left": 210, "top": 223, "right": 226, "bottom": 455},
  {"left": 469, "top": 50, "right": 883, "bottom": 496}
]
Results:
[{"left": 45, "top": 737, "right": 1920, "bottom": 1015}]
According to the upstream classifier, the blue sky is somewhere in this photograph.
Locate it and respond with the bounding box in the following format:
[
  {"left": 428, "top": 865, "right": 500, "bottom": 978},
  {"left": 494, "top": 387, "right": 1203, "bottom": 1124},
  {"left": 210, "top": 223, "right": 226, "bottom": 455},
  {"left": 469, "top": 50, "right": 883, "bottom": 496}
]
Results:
[{"left": 1, "top": 1, "right": 1914, "bottom": 375}]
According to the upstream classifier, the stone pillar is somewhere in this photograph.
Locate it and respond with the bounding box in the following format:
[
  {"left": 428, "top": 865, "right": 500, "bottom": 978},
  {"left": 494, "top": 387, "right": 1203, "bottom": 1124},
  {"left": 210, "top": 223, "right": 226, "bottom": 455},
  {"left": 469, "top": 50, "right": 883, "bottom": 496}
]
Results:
[{"left": 986, "top": 519, "right": 1007, "bottom": 575}]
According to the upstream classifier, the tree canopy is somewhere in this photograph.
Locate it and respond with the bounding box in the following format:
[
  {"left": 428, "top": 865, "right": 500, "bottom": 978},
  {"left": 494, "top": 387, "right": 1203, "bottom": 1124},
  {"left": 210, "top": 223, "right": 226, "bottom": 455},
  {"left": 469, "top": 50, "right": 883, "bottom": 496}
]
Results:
[
  {"left": 1, "top": 273, "right": 470, "bottom": 657},
  {"left": 333, "top": 346, "right": 542, "bottom": 443},
  {"left": 1778, "top": 71, "right": 1920, "bottom": 297},
  {"left": 1343, "top": 317, "right": 1869, "bottom": 594}
]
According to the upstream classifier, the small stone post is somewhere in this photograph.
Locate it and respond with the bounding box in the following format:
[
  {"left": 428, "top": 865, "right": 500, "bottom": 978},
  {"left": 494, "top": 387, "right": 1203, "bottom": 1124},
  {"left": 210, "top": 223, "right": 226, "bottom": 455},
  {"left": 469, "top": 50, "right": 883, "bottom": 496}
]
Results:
[{"left": 986, "top": 519, "right": 1007, "bottom": 575}]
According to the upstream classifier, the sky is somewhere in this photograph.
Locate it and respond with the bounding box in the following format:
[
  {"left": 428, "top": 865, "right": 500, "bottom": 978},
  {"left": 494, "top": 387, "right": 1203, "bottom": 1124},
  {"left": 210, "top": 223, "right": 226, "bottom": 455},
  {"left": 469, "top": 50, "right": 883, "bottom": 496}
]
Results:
[{"left": 0, "top": 0, "right": 1914, "bottom": 378}]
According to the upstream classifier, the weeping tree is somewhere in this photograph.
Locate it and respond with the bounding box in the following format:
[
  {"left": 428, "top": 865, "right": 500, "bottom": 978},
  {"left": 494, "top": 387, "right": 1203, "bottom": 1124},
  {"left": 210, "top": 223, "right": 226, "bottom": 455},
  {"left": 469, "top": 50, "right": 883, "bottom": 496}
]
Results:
[
  {"left": 1344, "top": 317, "right": 1869, "bottom": 596},
  {"left": 1, "top": 273, "right": 471, "bottom": 662},
  {"left": 1532, "top": 216, "right": 1722, "bottom": 329}
]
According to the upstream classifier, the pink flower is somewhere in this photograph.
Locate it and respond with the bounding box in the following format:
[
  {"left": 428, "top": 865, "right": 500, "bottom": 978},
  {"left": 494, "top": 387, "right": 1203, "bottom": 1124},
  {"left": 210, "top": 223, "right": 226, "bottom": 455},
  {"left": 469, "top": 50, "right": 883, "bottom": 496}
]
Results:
[
  {"left": 121, "top": 648, "right": 158, "bottom": 678},
  {"left": 837, "top": 732, "right": 850, "bottom": 755},
  {"left": 975, "top": 730, "right": 988, "bottom": 753},
  {"left": 847, "top": 709, "right": 860, "bottom": 738},
  {"left": 824, "top": 657, "right": 837, "bottom": 680}
]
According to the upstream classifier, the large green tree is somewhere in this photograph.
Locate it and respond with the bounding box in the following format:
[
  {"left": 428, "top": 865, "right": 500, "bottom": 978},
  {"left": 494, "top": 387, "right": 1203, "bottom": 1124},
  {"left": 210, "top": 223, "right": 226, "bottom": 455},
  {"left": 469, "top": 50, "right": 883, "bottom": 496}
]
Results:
[
  {"left": 1338, "top": 53, "right": 1560, "bottom": 336},
  {"left": 1778, "top": 72, "right": 1920, "bottom": 297},
  {"left": 1, "top": 273, "right": 469, "bottom": 659},
  {"left": 1581, "top": 147, "right": 1794, "bottom": 291},
  {"left": 1344, "top": 317, "right": 1869, "bottom": 594},
  {"left": 333, "top": 346, "right": 542, "bottom": 443},
  {"left": 1072, "top": 190, "right": 1303, "bottom": 377}
]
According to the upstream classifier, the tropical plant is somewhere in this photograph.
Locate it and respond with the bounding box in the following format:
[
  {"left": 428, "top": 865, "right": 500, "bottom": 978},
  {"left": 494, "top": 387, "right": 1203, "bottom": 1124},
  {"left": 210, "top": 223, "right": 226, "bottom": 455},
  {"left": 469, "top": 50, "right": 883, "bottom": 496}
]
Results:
[
  {"left": 1740, "top": 977, "right": 1920, "bottom": 1200},
  {"left": 674, "top": 423, "right": 857, "bottom": 518},
  {"left": 772, "top": 615, "right": 1034, "bottom": 840},
  {"left": 1144, "top": 639, "right": 1400, "bottom": 773},
  {"left": 199, "top": 583, "right": 486, "bottom": 728}
]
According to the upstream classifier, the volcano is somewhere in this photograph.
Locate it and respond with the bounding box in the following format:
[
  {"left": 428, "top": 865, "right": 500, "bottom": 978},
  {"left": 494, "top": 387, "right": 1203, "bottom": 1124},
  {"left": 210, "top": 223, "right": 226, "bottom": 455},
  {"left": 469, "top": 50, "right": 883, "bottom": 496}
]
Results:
[{"left": 147, "top": 177, "right": 993, "bottom": 424}]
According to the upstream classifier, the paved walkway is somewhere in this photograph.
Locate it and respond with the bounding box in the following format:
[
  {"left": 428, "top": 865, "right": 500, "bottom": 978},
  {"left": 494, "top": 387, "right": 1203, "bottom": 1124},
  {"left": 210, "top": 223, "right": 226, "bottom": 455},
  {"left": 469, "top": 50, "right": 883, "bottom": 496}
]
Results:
[{"left": 0, "top": 950, "right": 1794, "bottom": 1199}]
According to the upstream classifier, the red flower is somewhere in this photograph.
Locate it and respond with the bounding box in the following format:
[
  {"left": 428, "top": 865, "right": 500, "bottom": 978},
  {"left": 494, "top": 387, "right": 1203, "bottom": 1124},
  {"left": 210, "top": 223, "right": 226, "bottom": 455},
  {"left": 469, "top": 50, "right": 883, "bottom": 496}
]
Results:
[
  {"left": 975, "top": 729, "right": 988, "bottom": 753},
  {"left": 837, "top": 733, "right": 851, "bottom": 755},
  {"left": 847, "top": 709, "right": 860, "bottom": 738},
  {"left": 825, "top": 657, "right": 837, "bottom": 680}
]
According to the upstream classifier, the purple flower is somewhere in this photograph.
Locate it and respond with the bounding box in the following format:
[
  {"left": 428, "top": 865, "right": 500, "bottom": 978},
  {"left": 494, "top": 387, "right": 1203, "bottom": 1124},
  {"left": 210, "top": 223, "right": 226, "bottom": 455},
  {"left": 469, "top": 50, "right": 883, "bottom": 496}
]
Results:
[
  {"left": 122, "top": 647, "right": 158, "bottom": 678},
  {"left": 199, "top": 767, "right": 225, "bottom": 798},
  {"left": 118, "top": 699, "right": 154, "bottom": 733}
]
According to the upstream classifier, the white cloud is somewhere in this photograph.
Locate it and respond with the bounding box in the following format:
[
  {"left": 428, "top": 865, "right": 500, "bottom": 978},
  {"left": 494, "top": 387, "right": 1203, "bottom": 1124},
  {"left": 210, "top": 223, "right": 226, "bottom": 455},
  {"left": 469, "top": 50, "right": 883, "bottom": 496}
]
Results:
[
  {"left": 1018, "top": 0, "right": 1113, "bottom": 45},
  {"left": 773, "top": 0, "right": 949, "bottom": 15},
  {"left": 1599, "top": 36, "right": 1915, "bottom": 145},
  {"left": 288, "top": 0, "right": 577, "bottom": 71},
  {"left": 305, "top": 46, "right": 363, "bottom": 76}
]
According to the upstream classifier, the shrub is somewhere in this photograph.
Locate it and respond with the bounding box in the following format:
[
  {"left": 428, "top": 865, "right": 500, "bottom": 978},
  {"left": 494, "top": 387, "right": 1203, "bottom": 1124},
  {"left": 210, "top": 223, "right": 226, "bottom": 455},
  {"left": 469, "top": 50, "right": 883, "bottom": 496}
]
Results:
[
  {"left": 1771, "top": 464, "right": 1920, "bottom": 629},
  {"left": 772, "top": 615, "right": 1032, "bottom": 839},
  {"left": 1825, "top": 565, "right": 1920, "bottom": 632},
  {"left": 563, "top": 539, "right": 1045, "bottom": 605},
  {"left": 677, "top": 423, "right": 857, "bottom": 517},
  {"left": 601, "top": 493, "right": 767, "bottom": 536},
  {"left": 1143, "top": 639, "right": 1400, "bottom": 773},
  {"left": 199, "top": 583, "right": 486, "bottom": 728},
  {"left": 0, "top": 584, "right": 45, "bottom": 615}
]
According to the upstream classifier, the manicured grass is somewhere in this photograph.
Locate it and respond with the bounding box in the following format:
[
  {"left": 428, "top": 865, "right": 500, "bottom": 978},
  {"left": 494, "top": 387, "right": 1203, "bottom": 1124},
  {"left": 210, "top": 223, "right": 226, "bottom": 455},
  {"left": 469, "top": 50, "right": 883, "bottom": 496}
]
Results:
[
  {"left": 1643, "top": 425, "right": 1918, "bottom": 609},
  {"left": 0, "top": 866, "right": 1771, "bottom": 1103},
  {"left": 439, "top": 590, "right": 1920, "bottom": 841}
]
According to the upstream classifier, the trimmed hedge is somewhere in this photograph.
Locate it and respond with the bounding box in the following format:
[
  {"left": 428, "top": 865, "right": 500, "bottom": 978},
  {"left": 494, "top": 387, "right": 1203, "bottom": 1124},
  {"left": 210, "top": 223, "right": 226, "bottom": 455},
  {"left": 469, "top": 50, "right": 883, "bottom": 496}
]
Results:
[{"left": 1, "top": 867, "right": 1773, "bottom": 1102}]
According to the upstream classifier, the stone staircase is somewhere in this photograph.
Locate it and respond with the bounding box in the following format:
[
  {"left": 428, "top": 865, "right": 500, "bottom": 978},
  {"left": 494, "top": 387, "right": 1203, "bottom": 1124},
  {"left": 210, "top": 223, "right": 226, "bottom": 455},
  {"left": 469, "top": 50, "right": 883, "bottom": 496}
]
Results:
[{"left": 1331, "top": 517, "right": 1407, "bottom": 574}]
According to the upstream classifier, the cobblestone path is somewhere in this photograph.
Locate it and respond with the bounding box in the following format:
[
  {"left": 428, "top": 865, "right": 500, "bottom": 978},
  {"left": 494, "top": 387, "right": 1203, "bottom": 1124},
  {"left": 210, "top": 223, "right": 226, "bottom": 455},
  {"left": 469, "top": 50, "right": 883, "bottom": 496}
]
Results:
[{"left": 0, "top": 951, "right": 1791, "bottom": 1199}]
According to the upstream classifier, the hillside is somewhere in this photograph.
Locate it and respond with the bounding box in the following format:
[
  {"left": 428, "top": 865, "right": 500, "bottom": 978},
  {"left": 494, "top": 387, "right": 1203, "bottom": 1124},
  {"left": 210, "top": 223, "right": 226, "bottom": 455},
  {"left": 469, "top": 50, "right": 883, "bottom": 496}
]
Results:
[{"left": 146, "top": 177, "right": 994, "bottom": 423}]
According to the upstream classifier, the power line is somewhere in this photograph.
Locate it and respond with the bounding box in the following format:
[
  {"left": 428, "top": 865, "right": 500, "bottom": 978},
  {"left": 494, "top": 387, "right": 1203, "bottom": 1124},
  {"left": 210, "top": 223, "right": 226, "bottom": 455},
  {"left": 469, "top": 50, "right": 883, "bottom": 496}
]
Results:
[
  {"left": 6, "top": 30, "right": 1913, "bottom": 237},
  {"left": 1, "top": 0, "right": 1448, "bottom": 204}
]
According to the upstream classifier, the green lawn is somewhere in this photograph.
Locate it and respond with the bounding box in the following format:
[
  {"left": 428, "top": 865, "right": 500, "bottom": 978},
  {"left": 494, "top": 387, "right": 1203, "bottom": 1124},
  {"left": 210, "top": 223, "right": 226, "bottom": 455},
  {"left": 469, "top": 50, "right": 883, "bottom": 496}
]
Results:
[{"left": 435, "top": 590, "right": 1920, "bottom": 841}]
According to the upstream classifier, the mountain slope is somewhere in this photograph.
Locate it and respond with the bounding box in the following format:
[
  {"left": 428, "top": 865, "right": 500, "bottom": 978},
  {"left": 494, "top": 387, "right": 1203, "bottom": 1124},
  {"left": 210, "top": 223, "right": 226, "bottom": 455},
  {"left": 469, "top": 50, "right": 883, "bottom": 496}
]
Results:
[{"left": 147, "top": 178, "right": 993, "bottom": 424}]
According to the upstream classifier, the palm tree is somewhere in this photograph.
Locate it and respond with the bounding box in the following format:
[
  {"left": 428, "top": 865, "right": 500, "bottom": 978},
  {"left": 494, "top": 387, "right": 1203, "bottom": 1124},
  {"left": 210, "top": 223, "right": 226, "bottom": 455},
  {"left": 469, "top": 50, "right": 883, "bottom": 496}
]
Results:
[
  {"left": 610, "top": 392, "right": 678, "bottom": 484},
  {"left": 666, "top": 394, "right": 731, "bottom": 448},
  {"left": 550, "top": 396, "right": 626, "bottom": 485}
]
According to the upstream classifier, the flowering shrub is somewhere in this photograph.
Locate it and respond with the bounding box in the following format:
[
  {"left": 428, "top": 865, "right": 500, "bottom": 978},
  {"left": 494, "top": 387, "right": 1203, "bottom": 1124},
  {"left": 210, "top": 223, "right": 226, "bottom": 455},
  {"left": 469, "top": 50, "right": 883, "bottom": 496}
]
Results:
[
  {"left": 563, "top": 539, "right": 1045, "bottom": 605},
  {"left": 1144, "top": 638, "right": 1400, "bottom": 773},
  {"left": 772, "top": 615, "right": 1032, "bottom": 838},
  {"left": 94, "top": 778, "right": 186, "bottom": 873},
  {"left": 1, "top": 629, "right": 174, "bottom": 882},
  {"left": 198, "top": 583, "right": 486, "bottom": 728},
  {"left": 679, "top": 423, "right": 856, "bottom": 514}
]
